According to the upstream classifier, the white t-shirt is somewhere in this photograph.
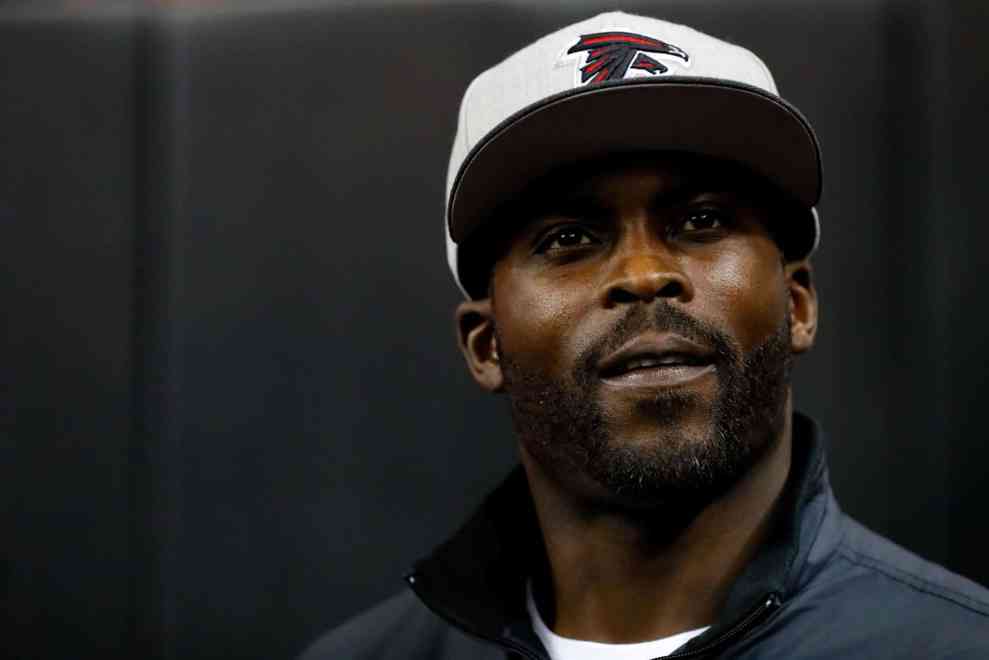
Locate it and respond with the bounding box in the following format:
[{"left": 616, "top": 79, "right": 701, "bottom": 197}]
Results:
[{"left": 526, "top": 582, "right": 709, "bottom": 660}]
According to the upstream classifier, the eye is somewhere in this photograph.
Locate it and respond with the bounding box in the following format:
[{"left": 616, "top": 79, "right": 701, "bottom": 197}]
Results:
[
  {"left": 674, "top": 207, "right": 731, "bottom": 237},
  {"left": 534, "top": 225, "right": 600, "bottom": 254}
]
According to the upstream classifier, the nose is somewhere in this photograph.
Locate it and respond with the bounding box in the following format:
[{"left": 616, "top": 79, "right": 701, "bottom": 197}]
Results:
[{"left": 598, "top": 232, "right": 694, "bottom": 308}]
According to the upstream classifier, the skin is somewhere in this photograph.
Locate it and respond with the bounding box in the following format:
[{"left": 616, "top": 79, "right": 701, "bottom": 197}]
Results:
[{"left": 455, "top": 154, "right": 818, "bottom": 643}]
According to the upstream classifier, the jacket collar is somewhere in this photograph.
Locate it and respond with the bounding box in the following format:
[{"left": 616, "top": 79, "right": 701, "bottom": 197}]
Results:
[{"left": 407, "top": 412, "right": 836, "bottom": 654}]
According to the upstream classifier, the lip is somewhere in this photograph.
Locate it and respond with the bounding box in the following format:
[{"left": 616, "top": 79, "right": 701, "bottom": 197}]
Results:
[{"left": 597, "top": 332, "right": 716, "bottom": 390}]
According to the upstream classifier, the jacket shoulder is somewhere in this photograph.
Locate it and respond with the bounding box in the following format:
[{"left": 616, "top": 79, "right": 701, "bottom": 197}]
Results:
[
  {"left": 810, "top": 516, "right": 989, "bottom": 657},
  {"left": 757, "top": 515, "right": 989, "bottom": 659},
  {"left": 838, "top": 516, "right": 989, "bottom": 617},
  {"left": 297, "top": 589, "right": 498, "bottom": 660}
]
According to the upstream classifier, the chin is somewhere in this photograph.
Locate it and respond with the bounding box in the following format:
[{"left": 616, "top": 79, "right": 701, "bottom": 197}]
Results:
[
  {"left": 610, "top": 389, "right": 716, "bottom": 445},
  {"left": 581, "top": 416, "right": 773, "bottom": 514}
]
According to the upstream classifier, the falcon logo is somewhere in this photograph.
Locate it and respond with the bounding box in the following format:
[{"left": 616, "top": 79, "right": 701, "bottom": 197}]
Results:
[{"left": 566, "top": 32, "right": 689, "bottom": 84}]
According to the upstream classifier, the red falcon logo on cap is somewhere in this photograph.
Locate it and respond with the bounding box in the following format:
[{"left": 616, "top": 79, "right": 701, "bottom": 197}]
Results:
[{"left": 567, "top": 32, "right": 689, "bottom": 84}]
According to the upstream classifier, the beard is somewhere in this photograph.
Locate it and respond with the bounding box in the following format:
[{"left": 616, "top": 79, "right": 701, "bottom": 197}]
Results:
[{"left": 499, "top": 302, "right": 792, "bottom": 514}]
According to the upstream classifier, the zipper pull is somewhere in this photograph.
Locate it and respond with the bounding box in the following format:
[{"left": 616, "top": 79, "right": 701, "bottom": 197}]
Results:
[{"left": 667, "top": 591, "right": 782, "bottom": 658}]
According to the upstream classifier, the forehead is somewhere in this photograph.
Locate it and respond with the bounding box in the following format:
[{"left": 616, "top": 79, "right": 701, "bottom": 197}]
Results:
[{"left": 525, "top": 153, "right": 762, "bottom": 205}]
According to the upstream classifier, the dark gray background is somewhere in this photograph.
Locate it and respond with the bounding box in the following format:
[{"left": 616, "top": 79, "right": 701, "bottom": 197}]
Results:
[{"left": 2, "top": 1, "right": 987, "bottom": 658}]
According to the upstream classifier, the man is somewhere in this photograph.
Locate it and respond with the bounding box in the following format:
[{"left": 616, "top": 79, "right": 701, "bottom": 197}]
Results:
[{"left": 302, "top": 11, "right": 989, "bottom": 659}]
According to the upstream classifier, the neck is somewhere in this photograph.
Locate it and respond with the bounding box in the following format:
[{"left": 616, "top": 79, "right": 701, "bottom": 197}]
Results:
[{"left": 520, "top": 401, "right": 793, "bottom": 643}]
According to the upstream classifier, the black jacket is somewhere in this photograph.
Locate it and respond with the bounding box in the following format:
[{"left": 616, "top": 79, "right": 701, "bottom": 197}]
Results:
[{"left": 301, "top": 413, "right": 989, "bottom": 659}]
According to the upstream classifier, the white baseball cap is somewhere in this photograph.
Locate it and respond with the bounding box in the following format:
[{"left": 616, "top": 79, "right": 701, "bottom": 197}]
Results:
[{"left": 445, "top": 11, "right": 822, "bottom": 298}]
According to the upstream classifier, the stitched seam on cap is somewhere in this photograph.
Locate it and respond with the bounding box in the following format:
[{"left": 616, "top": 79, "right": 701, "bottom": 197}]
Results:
[
  {"left": 750, "top": 49, "right": 777, "bottom": 92},
  {"left": 460, "top": 72, "right": 480, "bottom": 151}
]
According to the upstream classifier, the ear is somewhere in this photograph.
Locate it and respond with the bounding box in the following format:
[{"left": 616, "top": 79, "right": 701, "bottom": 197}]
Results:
[
  {"left": 784, "top": 260, "right": 818, "bottom": 354},
  {"left": 454, "top": 299, "right": 504, "bottom": 392}
]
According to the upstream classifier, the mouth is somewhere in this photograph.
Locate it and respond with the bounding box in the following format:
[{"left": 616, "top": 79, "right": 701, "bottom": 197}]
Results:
[{"left": 597, "top": 333, "right": 716, "bottom": 389}]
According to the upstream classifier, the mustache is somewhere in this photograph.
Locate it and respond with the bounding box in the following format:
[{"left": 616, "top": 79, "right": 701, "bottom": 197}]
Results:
[{"left": 576, "top": 301, "right": 738, "bottom": 378}]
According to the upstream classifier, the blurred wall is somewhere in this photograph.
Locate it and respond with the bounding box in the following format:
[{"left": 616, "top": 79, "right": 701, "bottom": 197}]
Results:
[{"left": 2, "top": 1, "right": 987, "bottom": 658}]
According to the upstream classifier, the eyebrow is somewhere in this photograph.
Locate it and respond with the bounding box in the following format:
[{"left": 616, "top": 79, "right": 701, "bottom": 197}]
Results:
[
  {"left": 545, "top": 192, "right": 612, "bottom": 218},
  {"left": 646, "top": 182, "right": 718, "bottom": 210},
  {"left": 552, "top": 180, "right": 729, "bottom": 214},
  {"left": 518, "top": 171, "right": 747, "bottom": 236}
]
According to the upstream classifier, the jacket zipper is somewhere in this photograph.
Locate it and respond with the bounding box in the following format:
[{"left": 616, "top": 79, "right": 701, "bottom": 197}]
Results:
[
  {"left": 498, "top": 592, "right": 782, "bottom": 659},
  {"left": 665, "top": 592, "right": 782, "bottom": 658},
  {"left": 408, "top": 572, "right": 780, "bottom": 660}
]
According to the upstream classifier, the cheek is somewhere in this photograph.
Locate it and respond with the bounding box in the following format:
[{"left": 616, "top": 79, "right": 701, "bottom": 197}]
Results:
[
  {"left": 692, "top": 245, "right": 787, "bottom": 352},
  {"left": 493, "top": 266, "right": 584, "bottom": 372}
]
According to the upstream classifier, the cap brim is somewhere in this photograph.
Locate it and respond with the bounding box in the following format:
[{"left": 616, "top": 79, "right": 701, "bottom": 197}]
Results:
[{"left": 447, "top": 77, "right": 822, "bottom": 247}]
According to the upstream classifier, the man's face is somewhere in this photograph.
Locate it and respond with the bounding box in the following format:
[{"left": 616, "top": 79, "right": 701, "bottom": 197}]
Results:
[{"left": 458, "top": 154, "right": 816, "bottom": 511}]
